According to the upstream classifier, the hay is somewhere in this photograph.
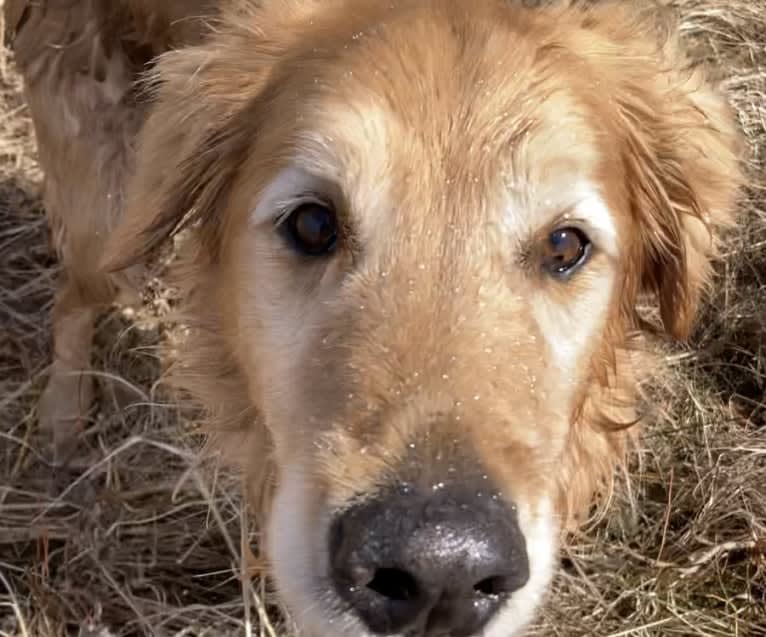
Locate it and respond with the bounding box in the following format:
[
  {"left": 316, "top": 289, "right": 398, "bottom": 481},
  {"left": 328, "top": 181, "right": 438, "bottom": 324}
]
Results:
[{"left": 0, "top": 1, "right": 764, "bottom": 636}]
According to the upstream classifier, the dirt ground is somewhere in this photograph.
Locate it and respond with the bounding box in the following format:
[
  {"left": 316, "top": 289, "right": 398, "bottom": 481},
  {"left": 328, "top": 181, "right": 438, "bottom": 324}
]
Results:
[{"left": 0, "top": 1, "right": 765, "bottom": 636}]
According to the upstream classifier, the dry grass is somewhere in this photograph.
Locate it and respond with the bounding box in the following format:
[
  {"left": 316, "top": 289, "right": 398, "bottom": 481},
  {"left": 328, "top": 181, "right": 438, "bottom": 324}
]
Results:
[{"left": 0, "top": 0, "right": 764, "bottom": 636}]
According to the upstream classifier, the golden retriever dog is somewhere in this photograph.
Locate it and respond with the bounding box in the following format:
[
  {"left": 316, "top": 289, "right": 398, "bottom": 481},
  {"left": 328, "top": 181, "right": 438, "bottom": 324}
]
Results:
[{"left": 6, "top": 0, "right": 743, "bottom": 635}]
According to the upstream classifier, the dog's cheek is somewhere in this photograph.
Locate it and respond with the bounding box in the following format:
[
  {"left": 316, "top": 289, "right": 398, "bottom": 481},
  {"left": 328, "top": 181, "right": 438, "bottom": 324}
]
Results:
[
  {"left": 226, "top": 227, "right": 356, "bottom": 451},
  {"left": 531, "top": 268, "right": 615, "bottom": 381},
  {"left": 222, "top": 232, "right": 308, "bottom": 433}
]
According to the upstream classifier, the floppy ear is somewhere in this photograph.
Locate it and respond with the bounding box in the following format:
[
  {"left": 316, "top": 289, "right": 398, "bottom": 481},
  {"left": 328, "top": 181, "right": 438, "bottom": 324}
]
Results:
[
  {"left": 100, "top": 43, "right": 253, "bottom": 272},
  {"left": 622, "top": 68, "right": 743, "bottom": 340},
  {"left": 100, "top": 0, "right": 348, "bottom": 273},
  {"left": 581, "top": 5, "right": 744, "bottom": 339}
]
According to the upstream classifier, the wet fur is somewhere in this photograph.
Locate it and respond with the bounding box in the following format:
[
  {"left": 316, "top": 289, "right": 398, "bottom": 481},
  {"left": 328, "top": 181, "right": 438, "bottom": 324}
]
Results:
[{"left": 6, "top": 0, "right": 743, "bottom": 634}]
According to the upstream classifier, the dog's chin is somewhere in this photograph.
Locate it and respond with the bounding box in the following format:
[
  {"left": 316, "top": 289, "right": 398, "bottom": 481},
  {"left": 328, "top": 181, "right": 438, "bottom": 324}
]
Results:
[{"left": 267, "top": 468, "right": 560, "bottom": 637}]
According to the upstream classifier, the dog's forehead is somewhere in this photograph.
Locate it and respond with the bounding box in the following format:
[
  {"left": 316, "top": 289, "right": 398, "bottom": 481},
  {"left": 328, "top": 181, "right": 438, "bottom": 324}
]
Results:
[
  {"left": 287, "top": 82, "right": 605, "bottom": 252},
  {"left": 239, "top": 1, "right": 624, "bottom": 258},
  {"left": 293, "top": 6, "right": 583, "bottom": 155}
]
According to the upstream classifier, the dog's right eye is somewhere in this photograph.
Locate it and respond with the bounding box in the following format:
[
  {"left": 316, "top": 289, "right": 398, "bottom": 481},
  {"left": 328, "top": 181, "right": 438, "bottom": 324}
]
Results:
[{"left": 285, "top": 202, "right": 339, "bottom": 256}]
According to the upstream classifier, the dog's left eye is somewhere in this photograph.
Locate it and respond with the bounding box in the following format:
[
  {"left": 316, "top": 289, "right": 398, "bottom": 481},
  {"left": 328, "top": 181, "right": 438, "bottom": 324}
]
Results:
[
  {"left": 285, "top": 202, "right": 339, "bottom": 256},
  {"left": 541, "top": 227, "right": 591, "bottom": 276}
]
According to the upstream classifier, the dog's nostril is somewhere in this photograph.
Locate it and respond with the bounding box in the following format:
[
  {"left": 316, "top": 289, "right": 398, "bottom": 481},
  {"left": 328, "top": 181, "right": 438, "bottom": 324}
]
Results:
[
  {"left": 367, "top": 567, "right": 419, "bottom": 601},
  {"left": 473, "top": 575, "right": 512, "bottom": 596}
]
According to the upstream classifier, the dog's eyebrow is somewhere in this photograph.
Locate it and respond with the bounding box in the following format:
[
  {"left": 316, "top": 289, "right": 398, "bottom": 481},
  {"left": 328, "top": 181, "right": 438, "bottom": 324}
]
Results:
[
  {"left": 529, "top": 183, "right": 619, "bottom": 258},
  {"left": 250, "top": 166, "right": 339, "bottom": 227},
  {"left": 568, "top": 188, "right": 619, "bottom": 257}
]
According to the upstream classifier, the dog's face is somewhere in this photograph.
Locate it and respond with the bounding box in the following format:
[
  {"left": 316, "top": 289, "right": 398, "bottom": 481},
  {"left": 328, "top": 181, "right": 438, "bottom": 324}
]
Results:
[
  {"left": 108, "top": 1, "right": 742, "bottom": 635},
  {"left": 227, "top": 15, "right": 624, "bottom": 635}
]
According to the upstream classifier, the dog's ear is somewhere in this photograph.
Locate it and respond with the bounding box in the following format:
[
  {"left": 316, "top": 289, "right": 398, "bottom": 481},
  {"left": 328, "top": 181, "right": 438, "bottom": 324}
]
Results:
[
  {"left": 100, "top": 42, "right": 254, "bottom": 272},
  {"left": 100, "top": 0, "right": 347, "bottom": 273},
  {"left": 622, "top": 63, "right": 743, "bottom": 340},
  {"left": 577, "top": 4, "right": 744, "bottom": 339}
]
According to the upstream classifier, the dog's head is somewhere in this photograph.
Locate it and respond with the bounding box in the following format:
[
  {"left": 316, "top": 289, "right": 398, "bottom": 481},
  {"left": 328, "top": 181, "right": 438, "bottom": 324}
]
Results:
[{"left": 106, "top": 1, "right": 742, "bottom": 635}]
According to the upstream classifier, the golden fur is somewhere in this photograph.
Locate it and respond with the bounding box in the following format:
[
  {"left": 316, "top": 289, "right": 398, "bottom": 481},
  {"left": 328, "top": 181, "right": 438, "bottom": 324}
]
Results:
[{"left": 6, "top": 0, "right": 743, "bottom": 635}]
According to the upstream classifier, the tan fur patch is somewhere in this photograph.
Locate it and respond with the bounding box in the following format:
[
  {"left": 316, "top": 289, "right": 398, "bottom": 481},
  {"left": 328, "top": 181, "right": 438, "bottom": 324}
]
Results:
[{"left": 10, "top": 0, "right": 744, "bottom": 634}]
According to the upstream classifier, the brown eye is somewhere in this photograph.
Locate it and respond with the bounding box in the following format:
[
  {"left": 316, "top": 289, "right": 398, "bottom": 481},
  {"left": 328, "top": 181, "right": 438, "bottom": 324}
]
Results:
[
  {"left": 541, "top": 227, "right": 591, "bottom": 277},
  {"left": 286, "top": 202, "right": 338, "bottom": 256}
]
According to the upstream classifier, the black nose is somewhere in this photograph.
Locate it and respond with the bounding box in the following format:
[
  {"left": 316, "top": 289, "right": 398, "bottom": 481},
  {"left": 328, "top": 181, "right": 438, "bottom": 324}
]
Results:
[{"left": 329, "top": 485, "right": 530, "bottom": 636}]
